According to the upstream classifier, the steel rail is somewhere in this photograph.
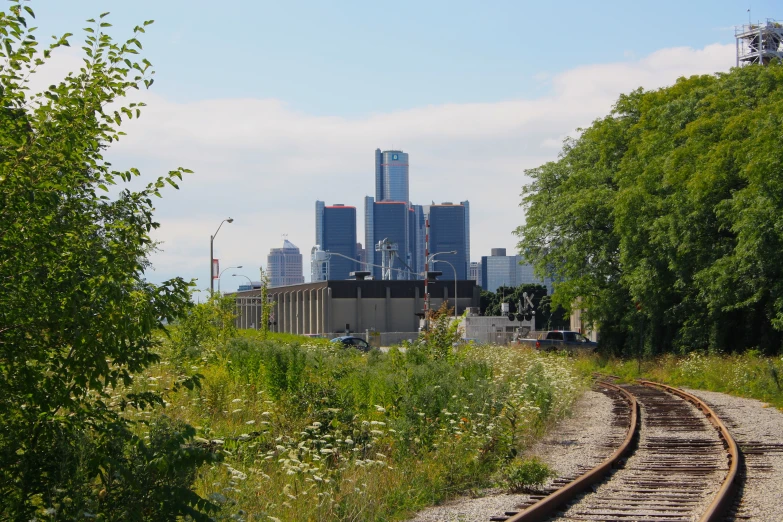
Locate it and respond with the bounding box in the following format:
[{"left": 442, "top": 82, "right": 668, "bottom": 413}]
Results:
[
  {"left": 638, "top": 380, "right": 741, "bottom": 522},
  {"left": 503, "top": 381, "right": 639, "bottom": 522}
]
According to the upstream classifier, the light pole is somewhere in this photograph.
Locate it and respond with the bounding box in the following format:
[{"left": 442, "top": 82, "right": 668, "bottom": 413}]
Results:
[
  {"left": 425, "top": 250, "right": 458, "bottom": 328},
  {"left": 210, "top": 217, "right": 234, "bottom": 294},
  {"left": 218, "top": 265, "right": 242, "bottom": 294},
  {"left": 232, "top": 273, "right": 252, "bottom": 290},
  {"left": 433, "top": 259, "right": 458, "bottom": 320}
]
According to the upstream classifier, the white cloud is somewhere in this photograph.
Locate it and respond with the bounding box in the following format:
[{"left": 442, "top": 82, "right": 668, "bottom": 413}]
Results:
[{"left": 30, "top": 43, "right": 735, "bottom": 289}]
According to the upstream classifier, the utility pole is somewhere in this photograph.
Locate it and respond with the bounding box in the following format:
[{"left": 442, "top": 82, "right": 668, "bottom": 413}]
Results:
[{"left": 423, "top": 218, "right": 430, "bottom": 331}]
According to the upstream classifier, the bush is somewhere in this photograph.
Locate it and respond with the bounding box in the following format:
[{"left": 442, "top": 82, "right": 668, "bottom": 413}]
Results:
[{"left": 504, "top": 457, "right": 555, "bottom": 492}]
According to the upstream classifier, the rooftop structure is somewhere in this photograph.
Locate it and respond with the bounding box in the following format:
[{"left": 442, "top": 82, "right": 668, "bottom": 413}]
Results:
[{"left": 736, "top": 19, "right": 783, "bottom": 66}]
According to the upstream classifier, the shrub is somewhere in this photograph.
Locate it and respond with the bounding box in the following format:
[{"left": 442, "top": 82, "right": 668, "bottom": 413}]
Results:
[{"left": 504, "top": 457, "right": 555, "bottom": 492}]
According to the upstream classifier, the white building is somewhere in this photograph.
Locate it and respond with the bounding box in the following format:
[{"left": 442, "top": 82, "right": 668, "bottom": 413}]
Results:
[{"left": 469, "top": 261, "right": 481, "bottom": 284}]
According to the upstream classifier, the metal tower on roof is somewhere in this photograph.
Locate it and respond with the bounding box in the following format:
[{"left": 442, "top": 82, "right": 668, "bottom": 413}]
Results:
[
  {"left": 736, "top": 19, "right": 783, "bottom": 66},
  {"left": 375, "top": 238, "right": 398, "bottom": 281}
]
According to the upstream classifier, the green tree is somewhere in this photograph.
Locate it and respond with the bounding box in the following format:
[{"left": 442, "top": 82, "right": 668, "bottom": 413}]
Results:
[
  {"left": 517, "top": 64, "right": 783, "bottom": 355},
  {"left": 169, "top": 292, "right": 238, "bottom": 361},
  {"left": 480, "top": 284, "right": 568, "bottom": 330},
  {"left": 0, "top": 4, "right": 217, "bottom": 519}
]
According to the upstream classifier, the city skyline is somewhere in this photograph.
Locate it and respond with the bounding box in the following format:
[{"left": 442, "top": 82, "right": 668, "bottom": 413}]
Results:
[{"left": 21, "top": 2, "right": 771, "bottom": 290}]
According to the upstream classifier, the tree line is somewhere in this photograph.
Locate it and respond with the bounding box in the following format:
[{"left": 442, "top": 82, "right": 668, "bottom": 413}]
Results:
[{"left": 516, "top": 64, "right": 783, "bottom": 355}]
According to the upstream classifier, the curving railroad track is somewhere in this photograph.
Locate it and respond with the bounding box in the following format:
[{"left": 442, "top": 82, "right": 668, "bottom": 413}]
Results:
[{"left": 490, "top": 379, "right": 741, "bottom": 522}]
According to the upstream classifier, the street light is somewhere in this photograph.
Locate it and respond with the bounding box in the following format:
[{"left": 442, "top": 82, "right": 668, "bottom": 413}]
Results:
[
  {"left": 425, "top": 250, "right": 458, "bottom": 329},
  {"left": 426, "top": 250, "right": 458, "bottom": 273},
  {"left": 210, "top": 217, "right": 234, "bottom": 294},
  {"left": 232, "top": 273, "right": 252, "bottom": 290},
  {"left": 218, "top": 265, "right": 242, "bottom": 294},
  {"left": 433, "top": 259, "right": 458, "bottom": 320}
]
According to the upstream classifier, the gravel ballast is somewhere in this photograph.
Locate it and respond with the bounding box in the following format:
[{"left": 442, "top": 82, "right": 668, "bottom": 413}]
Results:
[
  {"left": 408, "top": 386, "right": 783, "bottom": 522},
  {"left": 407, "top": 388, "right": 619, "bottom": 522},
  {"left": 684, "top": 389, "right": 783, "bottom": 522}
]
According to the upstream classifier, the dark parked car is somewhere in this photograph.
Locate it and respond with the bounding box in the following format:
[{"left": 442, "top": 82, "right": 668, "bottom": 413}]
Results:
[
  {"left": 518, "top": 330, "right": 597, "bottom": 351},
  {"left": 330, "top": 336, "right": 372, "bottom": 352}
]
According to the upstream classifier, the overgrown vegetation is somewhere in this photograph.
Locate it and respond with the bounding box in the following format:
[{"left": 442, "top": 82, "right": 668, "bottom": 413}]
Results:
[
  {"left": 147, "top": 300, "right": 584, "bottom": 521},
  {"left": 577, "top": 352, "right": 783, "bottom": 410},
  {"left": 0, "top": 4, "right": 218, "bottom": 519},
  {"left": 517, "top": 64, "right": 783, "bottom": 355}
]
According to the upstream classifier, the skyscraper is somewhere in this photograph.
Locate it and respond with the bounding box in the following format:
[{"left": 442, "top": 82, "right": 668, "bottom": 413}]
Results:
[
  {"left": 267, "top": 239, "right": 305, "bottom": 288},
  {"left": 315, "top": 202, "right": 357, "bottom": 280},
  {"left": 364, "top": 198, "right": 410, "bottom": 280},
  {"left": 410, "top": 204, "right": 426, "bottom": 278},
  {"left": 427, "top": 203, "right": 468, "bottom": 280},
  {"left": 375, "top": 149, "right": 409, "bottom": 203},
  {"left": 461, "top": 200, "right": 471, "bottom": 276}
]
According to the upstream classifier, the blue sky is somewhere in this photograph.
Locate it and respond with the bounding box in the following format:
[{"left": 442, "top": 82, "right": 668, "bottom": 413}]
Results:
[
  {"left": 29, "top": 1, "right": 769, "bottom": 112},
  {"left": 20, "top": 1, "right": 780, "bottom": 291}
]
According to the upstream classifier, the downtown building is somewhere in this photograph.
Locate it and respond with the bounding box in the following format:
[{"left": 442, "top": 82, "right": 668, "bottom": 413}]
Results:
[
  {"left": 364, "top": 198, "right": 410, "bottom": 280},
  {"left": 425, "top": 202, "right": 470, "bottom": 280},
  {"left": 364, "top": 150, "right": 413, "bottom": 279},
  {"left": 314, "top": 202, "right": 358, "bottom": 281},
  {"left": 480, "top": 248, "right": 553, "bottom": 293},
  {"left": 313, "top": 148, "right": 471, "bottom": 283},
  {"left": 267, "top": 239, "right": 305, "bottom": 288},
  {"left": 366, "top": 149, "right": 470, "bottom": 281},
  {"left": 469, "top": 261, "right": 481, "bottom": 284}
]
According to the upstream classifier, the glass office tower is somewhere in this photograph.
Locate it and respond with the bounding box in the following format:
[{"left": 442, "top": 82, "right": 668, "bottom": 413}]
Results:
[
  {"left": 461, "top": 200, "right": 471, "bottom": 277},
  {"left": 315, "top": 202, "right": 357, "bottom": 280},
  {"left": 364, "top": 196, "right": 375, "bottom": 273},
  {"left": 411, "top": 204, "right": 426, "bottom": 278},
  {"left": 375, "top": 149, "right": 409, "bottom": 204},
  {"left": 428, "top": 204, "right": 467, "bottom": 280},
  {"left": 368, "top": 201, "right": 409, "bottom": 280}
]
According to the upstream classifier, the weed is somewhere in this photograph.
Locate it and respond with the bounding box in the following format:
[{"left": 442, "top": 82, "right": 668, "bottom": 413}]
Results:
[{"left": 504, "top": 457, "right": 556, "bottom": 492}]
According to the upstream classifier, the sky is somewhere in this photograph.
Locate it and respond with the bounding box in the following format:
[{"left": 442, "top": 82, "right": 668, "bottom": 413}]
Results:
[{"left": 20, "top": 0, "right": 780, "bottom": 292}]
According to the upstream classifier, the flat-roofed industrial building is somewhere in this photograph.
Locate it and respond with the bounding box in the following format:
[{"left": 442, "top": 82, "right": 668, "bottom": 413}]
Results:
[{"left": 232, "top": 279, "right": 479, "bottom": 339}]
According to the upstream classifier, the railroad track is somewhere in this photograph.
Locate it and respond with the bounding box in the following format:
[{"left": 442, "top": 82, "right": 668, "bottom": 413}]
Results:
[{"left": 490, "top": 380, "right": 740, "bottom": 522}]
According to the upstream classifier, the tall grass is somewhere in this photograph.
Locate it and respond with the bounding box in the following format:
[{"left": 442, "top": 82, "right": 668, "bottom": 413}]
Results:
[
  {"left": 135, "top": 328, "right": 584, "bottom": 521},
  {"left": 577, "top": 351, "right": 783, "bottom": 409}
]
